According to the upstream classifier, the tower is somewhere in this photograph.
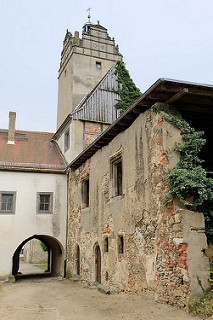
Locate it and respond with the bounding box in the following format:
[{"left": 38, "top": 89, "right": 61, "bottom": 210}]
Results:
[{"left": 57, "top": 20, "right": 123, "bottom": 128}]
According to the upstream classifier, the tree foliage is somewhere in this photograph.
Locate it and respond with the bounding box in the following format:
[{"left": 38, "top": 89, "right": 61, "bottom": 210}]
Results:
[{"left": 40, "top": 241, "right": 48, "bottom": 252}]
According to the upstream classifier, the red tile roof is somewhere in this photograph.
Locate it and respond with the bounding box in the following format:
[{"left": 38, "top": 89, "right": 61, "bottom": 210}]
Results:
[{"left": 0, "top": 129, "right": 66, "bottom": 172}]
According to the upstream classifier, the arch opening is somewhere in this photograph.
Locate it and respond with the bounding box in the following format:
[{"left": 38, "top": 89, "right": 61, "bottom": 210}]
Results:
[{"left": 12, "top": 235, "right": 64, "bottom": 279}]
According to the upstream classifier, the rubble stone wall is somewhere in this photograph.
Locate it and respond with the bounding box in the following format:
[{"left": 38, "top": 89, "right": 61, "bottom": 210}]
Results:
[{"left": 67, "top": 109, "right": 210, "bottom": 307}]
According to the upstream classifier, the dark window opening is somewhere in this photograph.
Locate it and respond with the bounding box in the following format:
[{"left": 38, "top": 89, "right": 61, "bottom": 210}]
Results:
[
  {"left": 118, "top": 235, "right": 124, "bottom": 255},
  {"left": 96, "top": 61, "right": 102, "bottom": 69},
  {"left": 116, "top": 160, "right": 122, "bottom": 196},
  {"left": 64, "top": 128, "right": 70, "bottom": 152},
  {"left": 105, "top": 271, "right": 109, "bottom": 281},
  {"left": 104, "top": 237, "right": 109, "bottom": 253},
  {"left": 82, "top": 178, "right": 89, "bottom": 208}
]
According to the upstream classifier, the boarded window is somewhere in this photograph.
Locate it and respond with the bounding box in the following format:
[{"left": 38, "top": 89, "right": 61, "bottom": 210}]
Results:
[
  {"left": 118, "top": 235, "right": 124, "bottom": 255},
  {"left": 82, "top": 178, "right": 89, "bottom": 208}
]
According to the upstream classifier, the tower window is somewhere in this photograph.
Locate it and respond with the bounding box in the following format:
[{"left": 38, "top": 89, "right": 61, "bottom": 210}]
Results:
[{"left": 96, "top": 62, "right": 102, "bottom": 69}]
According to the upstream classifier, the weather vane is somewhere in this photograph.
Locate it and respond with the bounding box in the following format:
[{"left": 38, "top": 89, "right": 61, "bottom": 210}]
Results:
[{"left": 87, "top": 7, "right": 92, "bottom": 23}]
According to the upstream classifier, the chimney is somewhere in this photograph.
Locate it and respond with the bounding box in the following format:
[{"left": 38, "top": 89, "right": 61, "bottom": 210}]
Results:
[{"left": 7, "top": 111, "right": 16, "bottom": 144}]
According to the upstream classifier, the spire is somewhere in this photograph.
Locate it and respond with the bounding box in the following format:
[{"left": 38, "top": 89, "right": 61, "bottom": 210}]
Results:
[
  {"left": 87, "top": 7, "right": 92, "bottom": 23},
  {"left": 83, "top": 8, "right": 93, "bottom": 33}
]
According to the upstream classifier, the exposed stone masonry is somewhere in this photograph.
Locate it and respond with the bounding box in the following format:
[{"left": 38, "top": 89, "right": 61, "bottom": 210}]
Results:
[{"left": 66, "top": 109, "right": 210, "bottom": 308}]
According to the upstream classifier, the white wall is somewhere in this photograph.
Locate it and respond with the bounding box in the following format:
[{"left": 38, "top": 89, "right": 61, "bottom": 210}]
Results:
[
  {"left": 0, "top": 170, "right": 67, "bottom": 277},
  {"left": 56, "top": 120, "right": 84, "bottom": 164}
]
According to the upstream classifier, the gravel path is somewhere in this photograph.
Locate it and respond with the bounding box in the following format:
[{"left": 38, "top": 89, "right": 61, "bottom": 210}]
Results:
[{"left": 0, "top": 275, "right": 196, "bottom": 320}]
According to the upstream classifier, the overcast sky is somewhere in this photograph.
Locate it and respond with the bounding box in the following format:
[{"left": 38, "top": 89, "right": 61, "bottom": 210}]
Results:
[{"left": 0, "top": 0, "right": 212, "bottom": 132}]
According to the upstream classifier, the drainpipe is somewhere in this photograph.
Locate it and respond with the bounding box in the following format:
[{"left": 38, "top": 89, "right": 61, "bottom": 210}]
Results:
[{"left": 64, "top": 169, "right": 69, "bottom": 278}]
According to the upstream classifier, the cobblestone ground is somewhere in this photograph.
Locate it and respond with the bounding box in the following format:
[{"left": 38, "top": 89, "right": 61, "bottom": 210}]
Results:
[{"left": 0, "top": 275, "right": 196, "bottom": 320}]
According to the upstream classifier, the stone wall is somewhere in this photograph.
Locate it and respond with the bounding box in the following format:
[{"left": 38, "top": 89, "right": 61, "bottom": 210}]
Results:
[
  {"left": 24, "top": 239, "right": 48, "bottom": 263},
  {"left": 66, "top": 109, "right": 210, "bottom": 307}
]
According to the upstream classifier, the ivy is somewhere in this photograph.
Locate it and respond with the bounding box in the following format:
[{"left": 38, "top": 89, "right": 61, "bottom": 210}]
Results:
[
  {"left": 114, "top": 61, "right": 141, "bottom": 113},
  {"left": 152, "top": 104, "right": 213, "bottom": 242}
]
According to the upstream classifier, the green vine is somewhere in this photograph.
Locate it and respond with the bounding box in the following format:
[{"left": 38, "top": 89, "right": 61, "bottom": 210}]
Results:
[
  {"left": 114, "top": 61, "right": 141, "bottom": 113},
  {"left": 152, "top": 104, "right": 213, "bottom": 242}
]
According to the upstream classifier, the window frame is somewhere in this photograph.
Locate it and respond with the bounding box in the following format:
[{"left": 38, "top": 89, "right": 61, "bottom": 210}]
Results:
[
  {"left": 0, "top": 191, "right": 16, "bottom": 214},
  {"left": 110, "top": 151, "right": 123, "bottom": 198},
  {"left": 37, "top": 192, "right": 53, "bottom": 214}
]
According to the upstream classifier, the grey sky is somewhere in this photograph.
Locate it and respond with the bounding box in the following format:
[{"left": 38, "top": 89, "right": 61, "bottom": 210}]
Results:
[{"left": 0, "top": 0, "right": 212, "bottom": 132}]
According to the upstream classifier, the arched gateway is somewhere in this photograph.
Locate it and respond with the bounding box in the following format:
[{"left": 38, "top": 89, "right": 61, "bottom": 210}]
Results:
[{"left": 12, "top": 235, "right": 64, "bottom": 277}]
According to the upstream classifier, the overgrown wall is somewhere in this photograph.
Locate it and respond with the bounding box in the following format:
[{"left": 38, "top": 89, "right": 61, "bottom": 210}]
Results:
[{"left": 66, "top": 109, "right": 210, "bottom": 307}]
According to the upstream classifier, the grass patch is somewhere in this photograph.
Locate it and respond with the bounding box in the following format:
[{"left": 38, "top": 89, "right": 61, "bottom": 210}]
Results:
[
  {"left": 30, "top": 262, "right": 48, "bottom": 271},
  {"left": 188, "top": 288, "right": 213, "bottom": 318}
]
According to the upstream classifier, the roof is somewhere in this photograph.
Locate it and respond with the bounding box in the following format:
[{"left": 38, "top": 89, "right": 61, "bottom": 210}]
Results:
[
  {"left": 68, "top": 78, "right": 213, "bottom": 170},
  {"left": 0, "top": 130, "right": 66, "bottom": 173}
]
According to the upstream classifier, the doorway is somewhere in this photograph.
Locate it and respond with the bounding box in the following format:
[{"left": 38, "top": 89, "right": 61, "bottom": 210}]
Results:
[
  {"left": 75, "top": 245, "right": 80, "bottom": 276},
  {"left": 95, "top": 244, "right": 101, "bottom": 283}
]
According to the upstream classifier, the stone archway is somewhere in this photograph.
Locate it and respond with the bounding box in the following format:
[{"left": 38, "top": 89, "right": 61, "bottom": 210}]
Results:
[{"left": 12, "top": 235, "right": 64, "bottom": 277}]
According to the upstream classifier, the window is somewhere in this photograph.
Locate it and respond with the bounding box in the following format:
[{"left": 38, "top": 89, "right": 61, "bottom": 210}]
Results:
[
  {"left": 118, "top": 235, "right": 124, "bottom": 255},
  {"left": 37, "top": 192, "right": 53, "bottom": 214},
  {"left": 0, "top": 191, "right": 16, "bottom": 214},
  {"left": 96, "top": 61, "right": 102, "bottom": 69},
  {"left": 110, "top": 152, "right": 123, "bottom": 197},
  {"left": 64, "top": 128, "right": 70, "bottom": 152},
  {"left": 104, "top": 237, "right": 109, "bottom": 253},
  {"left": 81, "top": 177, "right": 89, "bottom": 208}
]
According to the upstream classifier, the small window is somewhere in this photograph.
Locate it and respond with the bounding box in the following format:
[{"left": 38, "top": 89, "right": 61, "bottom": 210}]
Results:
[
  {"left": 110, "top": 153, "right": 123, "bottom": 197},
  {"left": 64, "top": 128, "right": 70, "bottom": 152},
  {"left": 104, "top": 237, "right": 109, "bottom": 253},
  {"left": 81, "top": 178, "right": 89, "bottom": 208},
  {"left": 118, "top": 235, "right": 124, "bottom": 255},
  {"left": 96, "top": 61, "right": 102, "bottom": 69},
  {"left": 37, "top": 192, "right": 53, "bottom": 214},
  {"left": 0, "top": 192, "right": 16, "bottom": 214}
]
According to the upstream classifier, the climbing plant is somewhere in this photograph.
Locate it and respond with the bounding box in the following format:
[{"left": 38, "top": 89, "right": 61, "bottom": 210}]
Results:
[
  {"left": 114, "top": 61, "right": 141, "bottom": 113},
  {"left": 152, "top": 104, "right": 213, "bottom": 243}
]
